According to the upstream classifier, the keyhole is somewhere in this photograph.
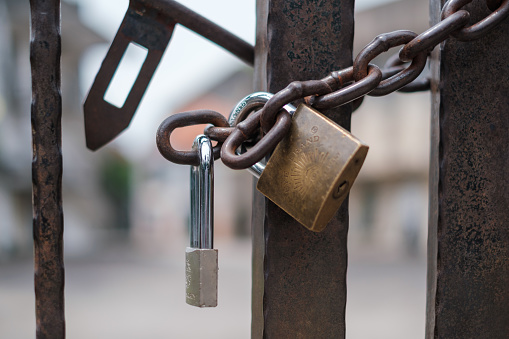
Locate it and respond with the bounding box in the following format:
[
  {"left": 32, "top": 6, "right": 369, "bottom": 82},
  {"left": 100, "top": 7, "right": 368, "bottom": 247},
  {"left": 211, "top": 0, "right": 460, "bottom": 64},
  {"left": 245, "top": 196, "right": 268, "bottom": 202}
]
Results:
[{"left": 333, "top": 181, "right": 349, "bottom": 199}]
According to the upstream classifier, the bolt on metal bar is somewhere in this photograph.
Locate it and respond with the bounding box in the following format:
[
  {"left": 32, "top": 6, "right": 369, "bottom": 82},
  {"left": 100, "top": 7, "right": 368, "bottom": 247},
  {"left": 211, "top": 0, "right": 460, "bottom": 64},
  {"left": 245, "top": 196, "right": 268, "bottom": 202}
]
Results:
[
  {"left": 253, "top": 0, "right": 354, "bottom": 337},
  {"left": 29, "top": 0, "right": 65, "bottom": 338},
  {"left": 428, "top": 0, "right": 509, "bottom": 338}
]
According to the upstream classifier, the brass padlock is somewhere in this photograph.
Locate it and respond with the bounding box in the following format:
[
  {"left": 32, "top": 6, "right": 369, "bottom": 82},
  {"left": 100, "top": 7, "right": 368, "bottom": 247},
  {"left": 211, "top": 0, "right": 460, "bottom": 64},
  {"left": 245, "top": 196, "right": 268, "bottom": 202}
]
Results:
[{"left": 257, "top": 104, "right": 368, "bottom": 232}]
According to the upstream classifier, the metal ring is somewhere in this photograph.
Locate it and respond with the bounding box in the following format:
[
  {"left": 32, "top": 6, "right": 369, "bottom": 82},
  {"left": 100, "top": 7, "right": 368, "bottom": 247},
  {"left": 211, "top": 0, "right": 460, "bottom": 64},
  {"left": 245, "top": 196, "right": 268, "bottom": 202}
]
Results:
[
  {"left": 354, "top": 30, "right": 418, "bottom": 80},
  {"left": 224, "top": 92, "right": 296, "bottom": 176},
  {"left": 156, "top": 110, "right": 229, "bottom": 166},
  {"left": 221, "top": 107, "right": 293, "bottom": 170},
  {"left": 229, "top": 92, "right": 275, "bottom": 127},
  {"left": 442, "top": 0, "right": 509, "bottom": 41},
  {"left": 382, "top": 66, "right": 404, "bottom": 80},
  {"left": 260, "top": 80, "right": 333, "bottom": 133},
  {"left": 369, "top": 52, "right": 427, "bottom": 96},
  {"left": 382, "top": 54, "right": 431, "bottom": 93},
  {"left": 204, "top": 125, "right": 233, "bottom": 143},
  {"left": 230, "top": 92, "right": 297, "bottom": 126},
  {"left": 311, "top": 65, "right": 382, "bottom": 109},
  {"left": 230, "top": 92, "right": 273, "bottom": 177},
  {"left": 399, "top": 10, "right": 471, "bottom": 62},
  {"left": 353, "top": 30, "right": 427, "bottom": 97}
]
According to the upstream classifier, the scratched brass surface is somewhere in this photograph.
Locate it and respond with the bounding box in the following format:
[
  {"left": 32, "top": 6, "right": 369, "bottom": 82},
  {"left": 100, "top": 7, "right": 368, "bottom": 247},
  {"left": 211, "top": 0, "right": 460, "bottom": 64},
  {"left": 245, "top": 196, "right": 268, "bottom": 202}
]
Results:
[{"left": 257, "top": 104, "right": 368, "bottom": 232}]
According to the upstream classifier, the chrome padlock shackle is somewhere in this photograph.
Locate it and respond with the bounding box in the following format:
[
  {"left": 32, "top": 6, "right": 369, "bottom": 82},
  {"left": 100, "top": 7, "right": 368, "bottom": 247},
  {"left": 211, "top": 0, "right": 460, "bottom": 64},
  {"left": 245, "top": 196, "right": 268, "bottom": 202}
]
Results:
[
  {"left": 228, "top": 92, "right": 296, "bottom": 178},
  {"left": 186, "top": 135, "right": 218, "bottom": 308},
  {"left": 190, "top": 135, "right": 214, "bottom": 249}
]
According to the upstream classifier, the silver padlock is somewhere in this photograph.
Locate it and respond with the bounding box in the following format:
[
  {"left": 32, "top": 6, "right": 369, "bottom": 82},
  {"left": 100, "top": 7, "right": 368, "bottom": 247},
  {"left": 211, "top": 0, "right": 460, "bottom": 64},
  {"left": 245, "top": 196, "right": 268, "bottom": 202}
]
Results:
[
  {"left": 186, "top": 135, "right": 218, "bottom": 308},
  {"left": 228, "top": 92, "right": 296, "bottom": 178}
]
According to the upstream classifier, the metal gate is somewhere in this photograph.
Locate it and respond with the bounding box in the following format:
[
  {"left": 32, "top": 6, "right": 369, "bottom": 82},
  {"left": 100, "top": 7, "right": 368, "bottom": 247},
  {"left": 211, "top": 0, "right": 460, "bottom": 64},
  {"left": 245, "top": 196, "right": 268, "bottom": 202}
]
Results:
[{"left": 22, "top": 0, "right": 509, "bottom": 337}]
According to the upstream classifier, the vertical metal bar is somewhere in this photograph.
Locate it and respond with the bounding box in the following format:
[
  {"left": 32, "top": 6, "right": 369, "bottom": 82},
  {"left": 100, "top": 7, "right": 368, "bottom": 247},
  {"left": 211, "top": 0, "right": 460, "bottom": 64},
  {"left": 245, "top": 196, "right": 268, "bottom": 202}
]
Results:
[
  {"left": 30, "top": 1, "right": 65, "bottom": 338},
  {"left": 427, "top": 1, "right": 509, "bottom": 338},
  {"left": 253, "top": 0, "right": 354, "bottom": 337}
]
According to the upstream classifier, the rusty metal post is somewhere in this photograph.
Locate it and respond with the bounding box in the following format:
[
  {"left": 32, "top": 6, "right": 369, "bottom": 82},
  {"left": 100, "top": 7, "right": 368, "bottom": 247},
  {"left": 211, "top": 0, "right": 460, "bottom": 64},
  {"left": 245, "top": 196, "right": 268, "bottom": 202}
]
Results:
[
  {"left": 253, "top": 0, "right": 354, "bottom": 337},
  {"left": 30, "top": 1, "right": 65, "bottom": 338},
  {"left": 427, "top": 1, "right": 509, "bottom": 338}
]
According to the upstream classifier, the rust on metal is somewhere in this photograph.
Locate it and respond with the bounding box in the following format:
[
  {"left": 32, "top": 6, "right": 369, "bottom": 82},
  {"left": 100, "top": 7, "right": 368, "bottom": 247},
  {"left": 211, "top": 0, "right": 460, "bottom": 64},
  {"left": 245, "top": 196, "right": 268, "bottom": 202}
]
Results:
[
  {"left": 204, "top": 125, "right": 234, "bottom": 143},
  {"left": 84, "top": 0, "right": 255, "bottom": 151},
  {"left": 442, "top": 0, "right": 509, "bottom": 40},
  {"left": 258, "top": 80, "right": 335, "bottom": 133},
  {"left": 219, "top": 64, "right": 380, "bottom": 169},
  {"left": 311, "top": 65, "right": 382, "bottom": 109},
  {"left": 30, "top": 0, "right": 65, "bottom": 338},
  {"left": 156, "top": 110, "right": 228, "bottom": 166},
  {"left": 353, "top": 30, "right": 427, "bottom": 96},
  {"left": 427, "top": 0, "right": 509, "bottom": 337},
  {"left": 221, "top": 109, "right": 292, "bottom": 170},
  {"left": 399, "top": 10, "right": 471, "bottom": 62},
  {"left": 155, "top": 0, "right": 508, "bottom": 172},
  {"left": 253, "top": 0, "right": 354, "bottom": 337},
  {"left": 382, "top": 56, "right": 431, "bottom": 92}
]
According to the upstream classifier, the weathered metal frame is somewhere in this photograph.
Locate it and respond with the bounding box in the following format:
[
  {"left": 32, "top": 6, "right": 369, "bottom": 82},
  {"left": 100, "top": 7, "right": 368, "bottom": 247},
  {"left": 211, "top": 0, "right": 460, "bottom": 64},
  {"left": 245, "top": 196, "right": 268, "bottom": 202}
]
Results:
[
  {"left": 30, "top": 0, "right": 65, "bottom": 338},
  {"left": 27, "top": 0, "right": 509, "bottom": 337},
  {"left": 253, "top": 0, "right": 354, "bottom": 337},
  {"left": 427, "top": 0, "right": 509, "bottom": 337},
  {"left": 84, "top": 0, "right": 254, "bottom": 151}
]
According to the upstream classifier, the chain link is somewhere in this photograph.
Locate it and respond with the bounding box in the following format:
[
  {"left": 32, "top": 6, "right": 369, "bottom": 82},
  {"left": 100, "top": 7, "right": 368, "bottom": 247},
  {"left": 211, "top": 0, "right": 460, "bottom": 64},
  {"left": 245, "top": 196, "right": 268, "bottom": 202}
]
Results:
[
  {"left": 156, "top": 110, "right": 229, "bottom": 166},
  {"left": 221, "top": 108, "right": 292, "bottom": 169},
  {"left": 354, "top": 31, "right": 428, "bottom": 96},
  {"left": 382, "top": 55, "right": 431, "bottom": 93},
  {"left": 259, "top": 80, "right": 336, "bottom": 133},
  {"left": 310, "top": 65, "right": 383, "bottom": 108},
  {"left": 400, "top": 10, "right": 471, "bottom": 61},
  {"left": 443, "top": 0, "right": 509, "bottom": 41},
  {"left": 157, "top": 0, "right": 509, "bottom": 168}
]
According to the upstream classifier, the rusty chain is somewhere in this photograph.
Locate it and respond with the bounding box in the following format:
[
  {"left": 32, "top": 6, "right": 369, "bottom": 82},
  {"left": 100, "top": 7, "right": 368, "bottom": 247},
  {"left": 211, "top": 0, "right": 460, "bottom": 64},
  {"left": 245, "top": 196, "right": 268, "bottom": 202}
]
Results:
[
  {"left": 157, "top": 0, "right": 509, "bottom": 169},
  {"left": 157, "top": 110, "right": 229, "bottom": 166}
]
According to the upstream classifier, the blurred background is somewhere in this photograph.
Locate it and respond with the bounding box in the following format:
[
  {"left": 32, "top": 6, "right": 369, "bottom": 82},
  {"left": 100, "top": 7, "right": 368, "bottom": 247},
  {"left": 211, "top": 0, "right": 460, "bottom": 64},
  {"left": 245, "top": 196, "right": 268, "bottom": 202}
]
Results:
[{"left": 0, "top": 0, "right": 430, "bottom": 338}]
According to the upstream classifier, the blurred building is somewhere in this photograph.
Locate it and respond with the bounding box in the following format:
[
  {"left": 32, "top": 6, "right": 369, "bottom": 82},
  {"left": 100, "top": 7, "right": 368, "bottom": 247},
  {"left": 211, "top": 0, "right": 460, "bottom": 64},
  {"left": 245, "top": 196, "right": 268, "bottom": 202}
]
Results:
[{"left": 350, "top": 0, "right": 430, "bottom": 258}]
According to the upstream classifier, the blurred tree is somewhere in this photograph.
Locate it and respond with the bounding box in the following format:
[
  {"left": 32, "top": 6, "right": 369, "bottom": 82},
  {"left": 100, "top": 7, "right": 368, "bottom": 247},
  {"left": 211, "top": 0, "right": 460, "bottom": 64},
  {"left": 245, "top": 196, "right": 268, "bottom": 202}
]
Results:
[{"left": 100, "top": 150, "right": 133, "bottom": 232}]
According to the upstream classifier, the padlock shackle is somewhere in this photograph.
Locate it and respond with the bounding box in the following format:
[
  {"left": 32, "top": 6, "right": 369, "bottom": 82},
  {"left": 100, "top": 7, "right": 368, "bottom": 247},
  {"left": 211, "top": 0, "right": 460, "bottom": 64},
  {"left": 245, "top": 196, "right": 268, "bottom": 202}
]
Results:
[{"left": 190, "top": 135, "right": 214, "bottom": 249}]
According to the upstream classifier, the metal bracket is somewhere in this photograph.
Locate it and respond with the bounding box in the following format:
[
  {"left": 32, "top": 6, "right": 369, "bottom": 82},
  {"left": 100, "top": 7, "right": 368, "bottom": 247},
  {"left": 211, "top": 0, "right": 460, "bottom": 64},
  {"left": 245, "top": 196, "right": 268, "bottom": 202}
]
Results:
[{"left": 84, "top": 0, "right": 254, "bottom": 150}]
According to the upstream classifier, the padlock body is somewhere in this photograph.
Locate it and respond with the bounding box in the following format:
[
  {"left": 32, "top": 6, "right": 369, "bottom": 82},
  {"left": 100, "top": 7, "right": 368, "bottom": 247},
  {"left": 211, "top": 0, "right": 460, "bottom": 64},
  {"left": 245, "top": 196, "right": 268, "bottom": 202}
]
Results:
[
  {"left": 185, "top": 247, "right": 218, "bottom": 307},
  {"left": 257, "top": 104, "right": 368, "bottom": 232}
]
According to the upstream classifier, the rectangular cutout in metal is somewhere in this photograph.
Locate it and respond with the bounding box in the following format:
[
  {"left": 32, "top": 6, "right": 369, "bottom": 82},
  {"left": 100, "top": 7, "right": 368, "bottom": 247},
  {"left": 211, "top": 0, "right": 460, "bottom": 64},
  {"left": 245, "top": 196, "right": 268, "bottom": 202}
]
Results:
[{"left": 104, "top": 42, "right": 148, "bottom": 109}]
